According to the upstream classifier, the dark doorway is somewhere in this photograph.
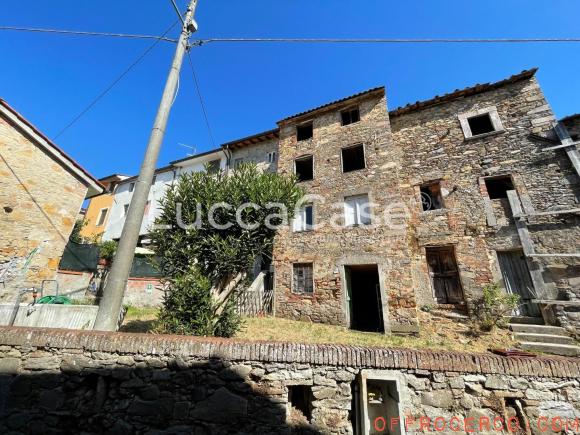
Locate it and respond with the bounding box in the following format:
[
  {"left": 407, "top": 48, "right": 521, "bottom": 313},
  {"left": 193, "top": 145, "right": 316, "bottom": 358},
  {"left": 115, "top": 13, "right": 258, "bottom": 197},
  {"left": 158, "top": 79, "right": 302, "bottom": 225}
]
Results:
[
  {"left": 345, "top": 265, "right": 384, "bottom": 333},
  {"left": 497, "top": 250, "right": 541, "bottom": 317},
  {"left": 426, "top": 247, "right": 464, "bottom": 304}
]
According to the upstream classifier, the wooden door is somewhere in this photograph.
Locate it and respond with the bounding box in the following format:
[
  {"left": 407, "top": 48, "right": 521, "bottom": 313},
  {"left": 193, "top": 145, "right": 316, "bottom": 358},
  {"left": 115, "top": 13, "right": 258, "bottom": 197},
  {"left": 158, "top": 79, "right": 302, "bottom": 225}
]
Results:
[
  {"left": 426, "top": 247, "right": 464, "bottom": 304},
  {"left": 497, "top": 250, "right": 541, "bottom": 317}
]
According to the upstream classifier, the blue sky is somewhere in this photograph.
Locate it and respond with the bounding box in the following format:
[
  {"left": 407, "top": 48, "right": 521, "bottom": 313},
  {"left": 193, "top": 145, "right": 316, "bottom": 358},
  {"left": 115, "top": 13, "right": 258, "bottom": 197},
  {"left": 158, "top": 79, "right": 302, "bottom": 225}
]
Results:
[{"left": 1, "top": 1, "right": 579, "bottom": 179}]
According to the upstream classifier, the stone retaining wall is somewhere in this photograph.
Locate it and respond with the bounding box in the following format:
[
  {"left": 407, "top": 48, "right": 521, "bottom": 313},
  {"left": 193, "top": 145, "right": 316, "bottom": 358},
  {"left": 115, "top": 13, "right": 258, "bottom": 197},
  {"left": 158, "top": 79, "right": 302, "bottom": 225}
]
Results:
[{"left": 0, "top": 327, "right": 578, "bottom": 434}]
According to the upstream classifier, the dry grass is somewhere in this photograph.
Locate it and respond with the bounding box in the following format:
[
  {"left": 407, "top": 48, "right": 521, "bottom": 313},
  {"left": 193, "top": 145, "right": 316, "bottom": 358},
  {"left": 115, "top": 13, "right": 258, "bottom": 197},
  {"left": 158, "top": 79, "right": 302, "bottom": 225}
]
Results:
[
  {"left": 120, "top": 306, "right": 515, "bottom": 354},
  {"left": 237, "top": 311, "right": 514, "bottom": 353}
]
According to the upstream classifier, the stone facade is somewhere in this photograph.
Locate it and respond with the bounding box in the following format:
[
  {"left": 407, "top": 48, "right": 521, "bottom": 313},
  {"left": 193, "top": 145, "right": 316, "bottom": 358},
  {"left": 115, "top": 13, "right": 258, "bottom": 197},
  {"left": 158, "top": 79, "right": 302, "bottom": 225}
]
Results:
[
  {"left": 390, "top": 74, "right": 580, "bottom": 315},
  {"left": 274, "top": 89, "right": 417, "bottom": 332},
  {"left": 0, "top": 328, "right": 579, "bottom": 434},
  {"left": 0, "top": 100, "right": 101, "bottom": 302},
  {"left": 271, "top": 69, "right": 579, "bottom": 334}
]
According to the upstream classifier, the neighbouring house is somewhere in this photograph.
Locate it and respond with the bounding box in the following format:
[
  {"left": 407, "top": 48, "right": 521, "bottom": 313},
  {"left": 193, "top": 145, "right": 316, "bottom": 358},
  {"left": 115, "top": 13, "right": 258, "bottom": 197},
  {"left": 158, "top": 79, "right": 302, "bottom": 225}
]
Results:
[
  {"left": 101, "top": 68, "right": 580, "bottom": 352},
  {"left": 0, "top": 99, "right": 103, "bottom": 302},
  {"left": 80, "top": 174, "right": 128, "bottom": 241}
]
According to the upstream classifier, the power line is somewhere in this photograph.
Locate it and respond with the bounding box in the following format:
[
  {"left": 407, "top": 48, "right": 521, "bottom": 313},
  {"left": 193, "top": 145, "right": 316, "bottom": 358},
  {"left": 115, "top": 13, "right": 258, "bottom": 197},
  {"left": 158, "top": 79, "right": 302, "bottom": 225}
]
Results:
[
  {"left": 169, "top": 0, "right": 186, "bottom": 25},
  {"left": 192, "top": 37, "right": 580, "bottom": 46},
  {"left": 0, "top": 25, "right": 178, "bottom": 43},
  {"left": 54, "top": 21, "right": 179, "bottom": 140},
  {"left": 186, "top": 50, "right": 216, "bottom": 149}
]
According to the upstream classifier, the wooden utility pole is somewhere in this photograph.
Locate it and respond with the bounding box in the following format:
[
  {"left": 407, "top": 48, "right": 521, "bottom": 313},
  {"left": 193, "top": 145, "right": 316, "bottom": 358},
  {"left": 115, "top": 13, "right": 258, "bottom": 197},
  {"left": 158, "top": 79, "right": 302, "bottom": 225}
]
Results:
[{"left": 94, "top": 0, "right": 199, "bottom": 331}]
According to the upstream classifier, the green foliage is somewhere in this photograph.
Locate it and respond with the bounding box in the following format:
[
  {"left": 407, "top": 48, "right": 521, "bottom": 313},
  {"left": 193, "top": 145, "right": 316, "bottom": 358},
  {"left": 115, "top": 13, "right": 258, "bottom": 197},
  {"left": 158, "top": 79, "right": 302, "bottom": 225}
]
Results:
[
  {"left": 156, "top": 268, "right": 242, "bottom": 337},
  {"left": 99, "top": 240, "right": 118, "bottom": 262},
  {"left": 69, "top": 219, "right": 88, "bottom": 243},
  {"left": 474, "top": 283, "right": 520, "bottom": 332},
  {"left": 151, "top": 163, "right": 303, "bottom": 337}
]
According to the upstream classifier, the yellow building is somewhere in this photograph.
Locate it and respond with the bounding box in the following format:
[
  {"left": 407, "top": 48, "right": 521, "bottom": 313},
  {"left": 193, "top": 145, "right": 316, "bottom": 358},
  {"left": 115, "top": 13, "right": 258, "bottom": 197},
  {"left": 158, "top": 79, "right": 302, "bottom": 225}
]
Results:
[{"left": 80, "top": 174, "right": 127, "bottom": 241}]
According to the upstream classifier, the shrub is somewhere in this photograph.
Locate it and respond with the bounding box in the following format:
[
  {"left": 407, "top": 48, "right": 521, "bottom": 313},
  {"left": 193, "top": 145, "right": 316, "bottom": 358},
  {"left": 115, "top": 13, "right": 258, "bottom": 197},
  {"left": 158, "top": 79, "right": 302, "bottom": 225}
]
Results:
[
  {"left": 152, "top": 163, "right": 303, "bottom": 337},
  {"left": 474, "top": 283, "right": 519, "bottom": 332},
  {"left": 99, "top": 240, "right": 118, "bottom": 262}
]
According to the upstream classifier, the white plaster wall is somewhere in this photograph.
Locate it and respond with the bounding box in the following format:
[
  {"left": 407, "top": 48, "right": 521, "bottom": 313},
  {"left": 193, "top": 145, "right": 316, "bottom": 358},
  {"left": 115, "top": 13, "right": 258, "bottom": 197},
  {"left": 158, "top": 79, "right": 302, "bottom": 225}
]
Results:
[{"left": 103, "top": 151, "right": 226, "bottom": 241}]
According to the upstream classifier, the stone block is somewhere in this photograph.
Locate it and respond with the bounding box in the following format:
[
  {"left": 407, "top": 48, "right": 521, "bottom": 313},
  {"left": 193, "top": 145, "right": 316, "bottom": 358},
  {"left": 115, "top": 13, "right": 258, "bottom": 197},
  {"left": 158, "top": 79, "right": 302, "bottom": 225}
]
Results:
[
  {"left": 0, "top": 357, "right": 21, "bottom": 374},
  {"left": 421, "top": 390, "right": 454, "bottom": 409},
  {"left": 484, "top": 375, "right": 508, "bottom": 390}
]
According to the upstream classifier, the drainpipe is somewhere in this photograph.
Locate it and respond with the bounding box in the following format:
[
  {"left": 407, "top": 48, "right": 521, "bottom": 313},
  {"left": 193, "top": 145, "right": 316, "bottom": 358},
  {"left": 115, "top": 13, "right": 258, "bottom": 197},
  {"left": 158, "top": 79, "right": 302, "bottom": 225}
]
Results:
[{"left": 222, "top": 145, "right": 232, "bottom": 173}]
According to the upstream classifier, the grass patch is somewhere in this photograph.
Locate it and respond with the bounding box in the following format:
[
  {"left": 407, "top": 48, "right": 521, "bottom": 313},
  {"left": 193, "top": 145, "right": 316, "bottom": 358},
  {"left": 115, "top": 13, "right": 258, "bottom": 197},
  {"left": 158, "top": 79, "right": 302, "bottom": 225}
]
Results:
[
  {"left": 119, "top": 307, "right": 514, "bottom": 354},
  {"left": 120, "top": 306, "right": 159, "bottom": 333}
]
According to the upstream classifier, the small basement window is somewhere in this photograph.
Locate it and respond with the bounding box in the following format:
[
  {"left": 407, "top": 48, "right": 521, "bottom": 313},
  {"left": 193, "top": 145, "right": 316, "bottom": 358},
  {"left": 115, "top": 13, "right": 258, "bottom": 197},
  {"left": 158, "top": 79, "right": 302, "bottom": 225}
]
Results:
[
  {"left": 420, "top": 182, "right": 443, "bottom": 211},
  {"left": 467, "top": 113, "right": 495, "bottom": 136},
  {"left": 485, "top": 175, "right": 515, "bottom": 199},
  {"left": 288, "top": 385, "right": 313, "bottom": 425},
  {"left": 341, "top": 107, "right": 360, "bottom": 126},
  {"left": 295, "top": 156, "right": 314, "bottom": 182},
  {"left": 342, "top": 144, "right": 366, "bottom": 172},
  {"left": 297, "top": 123, "right": 313, "bottom": 141}
]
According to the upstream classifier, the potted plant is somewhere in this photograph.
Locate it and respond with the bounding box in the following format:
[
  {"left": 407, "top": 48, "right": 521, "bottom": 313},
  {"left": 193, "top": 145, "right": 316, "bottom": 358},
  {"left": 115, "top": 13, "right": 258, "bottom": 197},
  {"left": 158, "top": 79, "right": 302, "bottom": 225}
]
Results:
[{"left": 99, "top": 240, "right": 118, "bottom": 266}]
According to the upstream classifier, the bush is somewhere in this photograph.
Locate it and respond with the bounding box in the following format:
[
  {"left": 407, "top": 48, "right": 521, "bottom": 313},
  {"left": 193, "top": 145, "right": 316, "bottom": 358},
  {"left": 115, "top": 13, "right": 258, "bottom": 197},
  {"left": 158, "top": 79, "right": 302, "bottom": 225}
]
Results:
[
  {"left": 156, "top": 268, "right": 242, "bottom": 337},
  {"left": 99, "top": 240, "right": 118, "bottom": 262},
  {"left": 152, "top": 163, "right": 303, "bottom": 337},
  {"left": 474, "top": 283, "right": 519, "bottom": 332}
]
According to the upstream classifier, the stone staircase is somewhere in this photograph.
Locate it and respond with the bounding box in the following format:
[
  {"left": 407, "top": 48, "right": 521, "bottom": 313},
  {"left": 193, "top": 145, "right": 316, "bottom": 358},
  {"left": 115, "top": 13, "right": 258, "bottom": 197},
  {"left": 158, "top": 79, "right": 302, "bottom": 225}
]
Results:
[{"left": 509, "top": 317, "right": 580, "bottom": 357}]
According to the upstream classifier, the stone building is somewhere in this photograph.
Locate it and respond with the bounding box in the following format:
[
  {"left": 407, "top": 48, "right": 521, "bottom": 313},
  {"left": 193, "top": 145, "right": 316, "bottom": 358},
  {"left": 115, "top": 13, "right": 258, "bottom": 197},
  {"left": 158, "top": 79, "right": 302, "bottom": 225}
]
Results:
[
  {"left": 0, "top": 99, "right": 103, "bottom": 301},
  {"left": 272, "top": 68, "right": 580, "bottom": 342}
]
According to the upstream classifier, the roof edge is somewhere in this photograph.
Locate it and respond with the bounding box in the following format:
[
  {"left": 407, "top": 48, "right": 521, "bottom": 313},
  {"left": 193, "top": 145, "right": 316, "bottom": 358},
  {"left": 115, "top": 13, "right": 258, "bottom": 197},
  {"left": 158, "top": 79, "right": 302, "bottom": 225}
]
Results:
[
  {"left": 390, "top": 68, "right": 538, "bottom": 117},
  {"left": 278, "top": 86, "right": 385, "bottom": 125},
  {"left": 0, "top": 99, "right": 104, "bottom": 197}
]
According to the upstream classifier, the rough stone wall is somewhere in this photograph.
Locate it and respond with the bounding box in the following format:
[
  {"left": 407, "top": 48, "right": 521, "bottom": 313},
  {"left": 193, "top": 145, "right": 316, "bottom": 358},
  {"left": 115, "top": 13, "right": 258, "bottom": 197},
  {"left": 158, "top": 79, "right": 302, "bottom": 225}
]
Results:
[
  {"left": 230, "top": 138, "right": 279, "bottom": 173},
  {"left": 273, "top": 91, "right": 418, "bottom": 331},
  {"left": 0, "top": 115, "right": 87, "bottom": 302},
  {"left": 390, "top": 76, "right": 580, "bottom": 311},
  {"left": 0, "top": 328, "right": 579, "bottom": 434}
]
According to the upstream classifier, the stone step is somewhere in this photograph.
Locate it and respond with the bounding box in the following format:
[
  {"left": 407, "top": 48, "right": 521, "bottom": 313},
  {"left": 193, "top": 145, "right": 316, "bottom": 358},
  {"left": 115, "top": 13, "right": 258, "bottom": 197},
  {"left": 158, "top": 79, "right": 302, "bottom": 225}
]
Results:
[
  {"left": 509, "top": 324, "right": 568, "bottom": 336},
  {"left": 507, "top": 316, "right": 544, "bottom": 325},
  {"left": 514, "top": 332, "right": 575, "bottom": 345},
  {"left": 519, "top": 341, "right": 580, "bottom": 357}
]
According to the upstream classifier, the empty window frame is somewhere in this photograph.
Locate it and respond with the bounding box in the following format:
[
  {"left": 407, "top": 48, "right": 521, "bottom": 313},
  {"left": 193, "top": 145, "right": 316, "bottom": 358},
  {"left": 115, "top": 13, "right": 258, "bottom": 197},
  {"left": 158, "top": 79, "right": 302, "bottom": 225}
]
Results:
[
  {"left": 341, "top": 106, "right": 360, "bottom": 126},
  {"left": 459, "top": 107, "right": 504, "bottom": 139},
  {"left": 123, "top": 204, "right": 130, "bottom": 216},
  {"left": 268, "top": 152, "right": 277, "bottom": 163},
  {"left": 293, "top": 263, "right": 314, "bottom": 294},
  {"left": 288, "top": 385, "right": 313, "bottom": 424},
  {"left": 296, "top": 123, "right": 313, "bottom": 141},
  {"left": 420, "top": 181, "right": 444, "bottom": 211},
  {"left": 129, "top": 182, "right": 136, "bottom": 193},
  {"left": 96, "top": 208, "right": 108, "bottom": 227},
  {"left": 344, "top": 194, "right": 371, "bottom": 226},
  {"left": 342, "top": 144, "right": 366, "bottom": 172},
  {"left": 207, "top": 159, "right": 221, "bottom": 173},
  {"left": 295, "top": 155, "right": 314, "bottom": 182},
  {"left": 293, "top": 204, "right": 314, "bottom": 232},
  {"left": 485, "top": 175, "right": 515, "bottom": 199},
  {"left": 468, "top": 113, "right": 495, "bottom": 136}
]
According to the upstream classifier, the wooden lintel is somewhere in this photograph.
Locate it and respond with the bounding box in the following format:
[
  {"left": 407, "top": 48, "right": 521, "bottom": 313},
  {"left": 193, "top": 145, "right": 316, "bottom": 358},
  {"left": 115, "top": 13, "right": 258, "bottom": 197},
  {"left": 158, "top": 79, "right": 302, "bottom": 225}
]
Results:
[{"left": 517, "top": 208, "right": 580, "bottom": 218}]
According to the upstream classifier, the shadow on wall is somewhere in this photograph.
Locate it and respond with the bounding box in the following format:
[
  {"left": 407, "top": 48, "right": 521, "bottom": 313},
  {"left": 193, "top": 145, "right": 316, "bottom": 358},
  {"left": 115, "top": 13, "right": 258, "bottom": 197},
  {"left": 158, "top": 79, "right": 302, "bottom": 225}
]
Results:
[{"left": 0, "top": 359, "right": 325, "bottom": 435}]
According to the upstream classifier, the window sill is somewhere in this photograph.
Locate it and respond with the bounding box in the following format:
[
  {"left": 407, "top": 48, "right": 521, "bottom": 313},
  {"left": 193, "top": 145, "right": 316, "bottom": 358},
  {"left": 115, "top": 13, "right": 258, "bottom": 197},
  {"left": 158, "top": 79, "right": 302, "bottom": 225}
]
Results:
[
  {"left": 464, "top": 129, "right": 505, "bottom": 141},
  {"left": 342, "top": 168, "right": 367, "bottom": 174},
  {"left": 297, "top": 179, "right": 314, "bottom": 183},
  {"left": 421, "top": 208, "right": 448, "bottom": 215},
  {"left": 293, "top": 229, "right": 314, "bottom": 234}
]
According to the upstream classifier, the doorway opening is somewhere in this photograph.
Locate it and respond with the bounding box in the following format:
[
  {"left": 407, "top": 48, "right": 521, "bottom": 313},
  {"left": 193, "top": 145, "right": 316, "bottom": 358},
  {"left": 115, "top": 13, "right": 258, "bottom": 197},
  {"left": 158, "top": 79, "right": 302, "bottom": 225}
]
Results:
[
  {"left": 497, "top": 250, "right": 541, "bottom": 318},
  {"left": 426, "top": 246, "right": 465, "bottom": 305},
  {"left": 345, "top": 265, "right": 384, "bottom": 333}
]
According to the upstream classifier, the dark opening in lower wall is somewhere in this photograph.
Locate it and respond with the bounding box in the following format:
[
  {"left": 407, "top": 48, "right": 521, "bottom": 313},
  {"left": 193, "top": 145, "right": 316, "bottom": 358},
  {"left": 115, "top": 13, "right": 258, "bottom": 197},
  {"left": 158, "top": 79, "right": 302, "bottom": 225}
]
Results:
[{"left": 288, "top": 385, "right": 313, "bottom": 426}]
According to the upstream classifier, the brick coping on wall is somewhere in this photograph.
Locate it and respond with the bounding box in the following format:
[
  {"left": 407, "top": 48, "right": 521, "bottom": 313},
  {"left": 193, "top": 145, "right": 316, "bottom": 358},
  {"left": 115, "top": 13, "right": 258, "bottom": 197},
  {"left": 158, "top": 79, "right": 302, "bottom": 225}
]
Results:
[{"left": 0, "top": 327, "right": 578, "bottom": 379}]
